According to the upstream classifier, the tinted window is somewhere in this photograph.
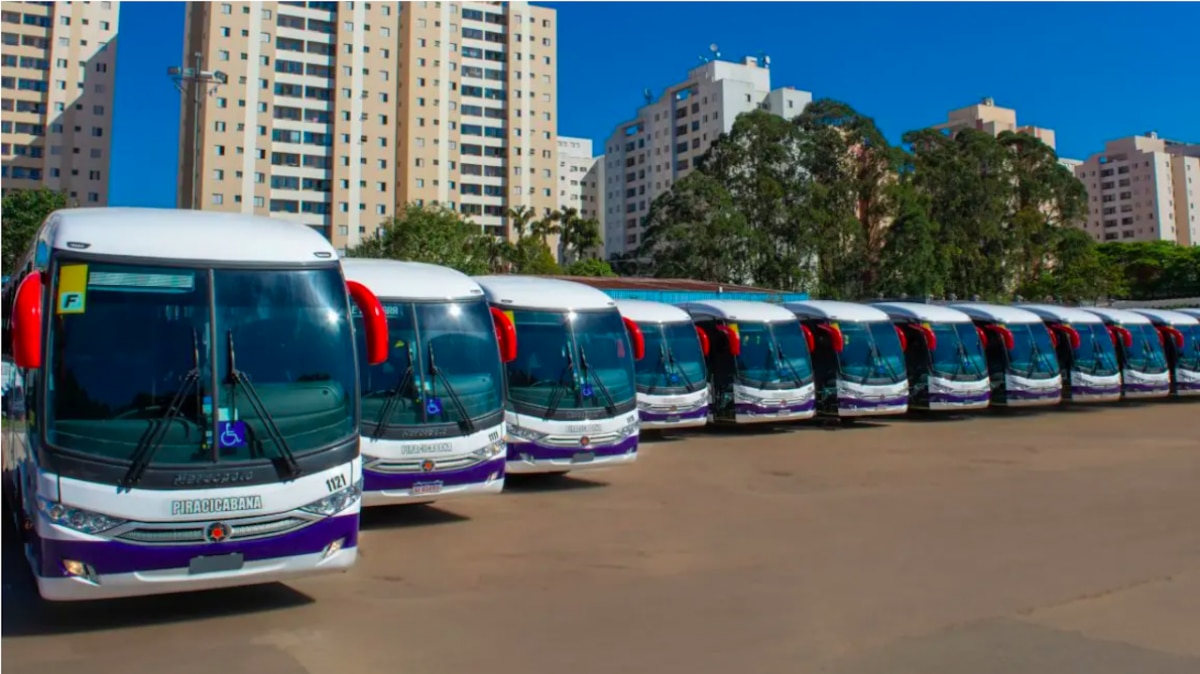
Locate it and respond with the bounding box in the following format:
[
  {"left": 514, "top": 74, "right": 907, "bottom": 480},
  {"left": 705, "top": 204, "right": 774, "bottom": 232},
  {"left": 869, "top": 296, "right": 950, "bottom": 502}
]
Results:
[
  {"left": 1072, "top": 324, "right": 1120, "bottom": 377},
  {"left": 1123, "top": 324, "right": 1168, "bottom": 374},
  {"left": 635, "top": 321, "right": 706, "bottom": 393},
  {"left": 837, "top": 320, "right": 906, "bottom": 385},
  {"left": 929, "top": 322, "right": 987, "bottom": 380},
  {"left": 1008, "top": 323, "right": 1059, "bottom": 379}
]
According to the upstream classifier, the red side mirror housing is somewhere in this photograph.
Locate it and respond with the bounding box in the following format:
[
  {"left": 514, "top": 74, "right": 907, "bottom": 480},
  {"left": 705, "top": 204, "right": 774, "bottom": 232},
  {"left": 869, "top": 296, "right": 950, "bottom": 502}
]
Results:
[
  {"left": 715, "top": 325, "right": 740, "bottom": 357},
  {"left": 694, "top": 325, "right": 710, "bottom": 357},
  {"left": 916, "top": 324, "right": 937, "bottom": 352},
  {"left": 1046, "top": 325, "right": 1058, "bottom": 348},
  {"left": 13, "top": 271, "right": 45, "bottom": 370},
  {"left": 986, "top": 324, "right": 1014, "bottom": 351},
  {"left": 976, "top": 325, "right": 988, "bottom": 348},
  {"left": 1108, "top": 325, "right": 1133, "bottom": 349},
  {"left": 490, "top": 307, "right": 518, "bottom": 363},
  {"left": 801, "top": 324, "right": 814, "bottom": 353},
  {"left": 346, "top": 280, "right": 389, "bottom": 366},
  {"left": 622, "top": 316, "right": 645, "bottom": 361},
  {"left": 817, "top": 323, "right": 844, "bottom": 352},
  {"left": 1052, "top": 324, "right": 1081, "bottom": 350},
  {"left": 894, "top": 325, "right": 907, "bottom": 352},
  {"left": 1159, "top": 326, "right": 1185, "bottom": 349}
]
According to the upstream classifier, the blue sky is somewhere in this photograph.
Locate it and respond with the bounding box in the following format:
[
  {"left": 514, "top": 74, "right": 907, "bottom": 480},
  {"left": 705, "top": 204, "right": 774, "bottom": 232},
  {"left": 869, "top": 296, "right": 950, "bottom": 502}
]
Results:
[{"left": 110, "top": 1, "right": 1200, "bottom": 208}]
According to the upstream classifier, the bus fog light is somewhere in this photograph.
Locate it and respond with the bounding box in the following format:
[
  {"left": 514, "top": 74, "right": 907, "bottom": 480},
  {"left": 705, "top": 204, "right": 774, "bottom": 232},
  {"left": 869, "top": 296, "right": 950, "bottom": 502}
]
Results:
[
  {"left": 63, "top": 559, "right": 98, "bottom": 582},
  {"left": 321, "top": 538, "right": 346, "bottom": 560},
  {"left": 487, "top": 471, "right": 499, "bottom": 483}
]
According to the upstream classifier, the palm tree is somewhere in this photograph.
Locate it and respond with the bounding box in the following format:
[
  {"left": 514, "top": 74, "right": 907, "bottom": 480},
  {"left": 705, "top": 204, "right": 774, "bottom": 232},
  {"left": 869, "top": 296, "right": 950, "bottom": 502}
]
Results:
[
  {"left": 570, "top": 217, "right": 603, "bottom": 262},
  {"left": 531, "top": 211, "right": 562, "bottom": 248},
  {"left": 506, "top": 205, "right": 537, "bottom": 241}
]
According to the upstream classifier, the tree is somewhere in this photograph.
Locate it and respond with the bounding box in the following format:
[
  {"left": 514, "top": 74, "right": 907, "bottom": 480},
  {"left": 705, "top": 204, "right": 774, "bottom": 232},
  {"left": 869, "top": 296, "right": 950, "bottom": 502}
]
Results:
[
  {"left": 875, "top": 179, "right": 946, "bottom": 299},
  {"left": 506, "top": 205, "right": 537, "bottom": 240},
  {"left": 2, "top": 188, "right": 70, "bottom": 272},
  {"left": 1098, "top": 241, "right": 1200, "bottom": 299},
  {"left": 554, "top": 207, "right": 603, "bottom": 263},
  {"left": 639, "top": 171, "right": 755, "bottom": 283},
  {"left": 564, "top": 258, "right": 617, "bottom": 277},
  {"left": 1018, "top": 228, "right": 1125, "bottom": 303},
  {"left": 346, "top": 203, "right": 491, "bottom": 275},
  {"left": 531, "top": 212, "right": 561, "bottom": 248},
  {"left": 508, "top": 234, "right": 561, "bottom": 275}
]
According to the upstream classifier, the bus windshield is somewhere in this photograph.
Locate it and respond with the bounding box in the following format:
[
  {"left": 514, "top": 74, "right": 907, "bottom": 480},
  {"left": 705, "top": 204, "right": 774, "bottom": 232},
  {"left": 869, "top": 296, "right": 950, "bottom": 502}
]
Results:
[
  {"left": 636, "top": 321, "right": 707, "bottom": 394},
  {"left": 1124, "top": 324, "right": 1168, "bottom": 374},
  {"left": 928, "top": 322, "right": 988, "bottom": 381},
  {"left": 505, "top": 307, "right": 636, "bottom": 414},
  {"left": 357, "top": 298, "right": 503, "bottom": 433},
  {"left": 46, "top": 261, "right": 358, "bottom": 466},
  {"left": 1179, "top": 325, "right": 1200, "bottom": 370},
  {"left": 837, "top": 320, "right": 906, "bottom": 385},
  {"left": 734, "top": 320, "right": 813, "bottom": 389},
  {"left": 1007, "top": 323, "right": 1059, "bottom": 379},
  {"left": 1072, "top": 324, "right": 1120, "bottom": 377}
]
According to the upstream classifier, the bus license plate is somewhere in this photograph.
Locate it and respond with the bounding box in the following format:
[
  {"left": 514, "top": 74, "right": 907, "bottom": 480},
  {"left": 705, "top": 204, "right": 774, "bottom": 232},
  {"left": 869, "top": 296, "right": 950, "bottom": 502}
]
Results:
[
  {"left": 188, "top": 552, "right": 244, "bottom": 575},
  {"left": 571, "top": 451, "right": 595, "bottom": 464},
  {"left": 412, "top": 481, "right": 443, "bottom": 496},
  {"left": 777, "top": 409, "right": 791, "bottom": 417},
  {"left": 666, "top": 415, "right": 681, "bottom": 423}
]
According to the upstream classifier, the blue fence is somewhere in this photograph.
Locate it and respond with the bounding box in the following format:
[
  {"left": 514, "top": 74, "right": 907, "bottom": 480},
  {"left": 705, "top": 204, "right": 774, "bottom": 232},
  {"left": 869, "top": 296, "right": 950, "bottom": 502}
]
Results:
[{"left": 598, "top": 289, "right": 809, "bottom": 304}]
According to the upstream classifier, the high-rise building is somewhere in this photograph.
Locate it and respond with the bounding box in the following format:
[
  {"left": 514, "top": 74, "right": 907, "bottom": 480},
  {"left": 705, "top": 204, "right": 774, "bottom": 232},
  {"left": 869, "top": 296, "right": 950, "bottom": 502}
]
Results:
[
  {"left": 177, "top": 1, "right": 558, "bottom": 253},
  {"left": 601, "top": 55, "right": 812, "bottom": 258},
  {"left": 1073, "top": 132, "right": 1200, "bottom": 246},
  {"left": 1, "top": 1, "right": 119, "bottom": 205},
  {"left": 556, "top": 136, "right": 603, "bottom": 232},
  {"left": 932, "top": 97, "right": 1056, "bottom": 151}
]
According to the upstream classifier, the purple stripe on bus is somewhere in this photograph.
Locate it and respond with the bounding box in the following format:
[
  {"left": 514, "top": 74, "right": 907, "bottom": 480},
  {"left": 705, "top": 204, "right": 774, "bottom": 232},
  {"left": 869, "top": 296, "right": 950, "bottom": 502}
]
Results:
[
  {"left": 1123, "top": 382, "right": 1170, "bottom": 393},
  {"left": 734, "top": 400, "right": 815, "bottom": 416},
  {"left": 37, "top": 512, "right": 359, "bottom": 578},
  {"left": 930, "top": 391, "right": 991, "bottom": 405},
  {"left": 839, "top": 395, "right": 908, "bottom": 410},
  {"left": 640, "top": 406, "right": 709, "bottom": 423},
  {"left": 363, "top": 455, "right": 505, "bottom": 492},
  {"left": 1007, "top": 388, "right": 1061, "bottom": 400},
  {"left": 507, "top": 434, "right": 639, "bottom": 462}
]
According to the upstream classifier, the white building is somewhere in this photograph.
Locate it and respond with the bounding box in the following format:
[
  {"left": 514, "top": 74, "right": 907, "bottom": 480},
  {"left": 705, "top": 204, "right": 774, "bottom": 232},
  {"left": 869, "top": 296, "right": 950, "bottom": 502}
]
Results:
[
  {"left": 601, "top": 55, "right": 813, "bottom": 258},
  {"left": 556, "top": 136, "right": 604, "bottom": 255}
]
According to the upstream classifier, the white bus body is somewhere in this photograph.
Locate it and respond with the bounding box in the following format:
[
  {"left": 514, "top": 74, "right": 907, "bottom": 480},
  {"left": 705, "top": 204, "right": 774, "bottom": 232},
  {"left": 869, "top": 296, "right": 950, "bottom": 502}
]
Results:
[
  {"left": 1081, "top": 307, "right": 1171, "bottom": 400},
  {"left": 949, "top": 303, "right": 1063, "bottom": 407},
  {"left": 1016, "top": 304, "right": 1123, "bottom": 403},
  {"left": 473, "top": 276, "right": 641, "bottom": 475},
  {"left": 873, "top": 302, "right": 990, "bottom": 411},
  {"left": 615, "top": 300, "right": 710, "bottom": 430},
  {"left": 2, "top": 208, "right": 388, "bottom": 600},
  {"left": 1127, "top": 308, "right": 1199, "bottom": 397},
  {"left": 341, "top": 259, "right": 509, "bottom": 506}
]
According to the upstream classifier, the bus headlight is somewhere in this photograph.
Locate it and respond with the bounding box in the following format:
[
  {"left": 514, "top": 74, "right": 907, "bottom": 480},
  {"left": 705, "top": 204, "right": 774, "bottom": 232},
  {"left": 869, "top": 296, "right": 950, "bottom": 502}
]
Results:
[
  {"left": 506, "top": 424, "right": 546, "bottom": 442},
  {"left": 300, "top": 479, "right": 362, "bottom": 517},
  {"left": 615, "top": 418, "right": 640, "bottom": 440},
  {"left": 36, "top": 497, "right": 126, "bottom": 535},
  {"left": 472, "top": 437, "right": 506, "bottom": 460}
]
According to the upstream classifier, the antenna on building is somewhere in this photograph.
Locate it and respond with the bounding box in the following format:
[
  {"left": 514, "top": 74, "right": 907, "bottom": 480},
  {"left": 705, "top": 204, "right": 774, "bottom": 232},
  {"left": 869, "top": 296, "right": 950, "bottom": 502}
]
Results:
[
  {"left": 761, "top": 53, "right": 771, "bottom": 68},
  {"left": 981, "top": 96, "right": 995, "bottom": 106},
  {"left": 643, "top": 88, "right": 653, "bottom": 104},
  {"left": 709, "top": 43, "right": 720, "bottom": 61}
]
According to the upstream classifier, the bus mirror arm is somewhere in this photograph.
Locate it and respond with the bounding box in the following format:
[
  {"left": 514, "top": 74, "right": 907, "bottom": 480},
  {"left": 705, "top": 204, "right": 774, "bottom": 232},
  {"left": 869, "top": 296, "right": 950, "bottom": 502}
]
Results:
[
  {"left": 346, "top": 280, "right": 389, "bottom": 366},
  {"left": 801, "top": 324, "right": 814, "bottom": 354},
  {"left": 12, "top": 271, "right": 44, "bottom": 370},
  {"left": 622, "top": 317, "right": 645, "bottom": 361}
]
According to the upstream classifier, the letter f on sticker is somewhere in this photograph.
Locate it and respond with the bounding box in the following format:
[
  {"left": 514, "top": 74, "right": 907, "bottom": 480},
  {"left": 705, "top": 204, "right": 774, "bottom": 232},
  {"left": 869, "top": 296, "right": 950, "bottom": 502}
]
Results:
[{"left": 62, "top": 294, "right": 81, "bottom": 310}]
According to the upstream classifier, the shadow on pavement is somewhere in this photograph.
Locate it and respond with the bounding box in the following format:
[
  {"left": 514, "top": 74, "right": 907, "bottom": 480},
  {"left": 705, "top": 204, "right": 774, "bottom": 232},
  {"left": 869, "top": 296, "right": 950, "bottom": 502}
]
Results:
[
  {"left": 359, "top": 503, "right": 470, "bottom": 531},
  {"left": 502, "top": 473, "right": 608, "bottom": 494}
]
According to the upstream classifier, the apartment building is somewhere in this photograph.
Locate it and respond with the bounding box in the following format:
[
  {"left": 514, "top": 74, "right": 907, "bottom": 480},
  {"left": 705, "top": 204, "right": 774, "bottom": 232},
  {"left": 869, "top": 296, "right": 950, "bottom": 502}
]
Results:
[
  {"left": 1074, "top": 132, "right": 1200, "bottom": 246},
  {"left": 601, "top": 55, "right": 812, "bottom": 258},
  {"left": 178, "top": 1, "right": 557, "bottom": 253},
  {"left": 1, "top": 1, "right": 119, "bottom": 205},
  {"left": 556, "top": 136, "right": 602, "bottom": 220},
  {"left": 932, "top": 97, "right": 1056, "bottom": 151}
]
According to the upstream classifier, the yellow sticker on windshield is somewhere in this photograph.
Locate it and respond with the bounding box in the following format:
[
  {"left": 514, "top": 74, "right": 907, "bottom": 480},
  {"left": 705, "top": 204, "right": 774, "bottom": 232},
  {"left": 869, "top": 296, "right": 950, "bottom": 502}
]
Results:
[
  {"left": 56, "top": 264, "right": 88, "bottom": 314},
  {"left": 728, "top": 323, "right": 740, "bottom": 339}
]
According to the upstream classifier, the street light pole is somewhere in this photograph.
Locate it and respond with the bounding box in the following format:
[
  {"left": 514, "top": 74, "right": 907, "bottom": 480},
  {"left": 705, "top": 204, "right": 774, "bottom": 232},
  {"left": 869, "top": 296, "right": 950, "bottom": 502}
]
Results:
[{"left": 168, "top": 52, "right": 227, "bottom": 210}]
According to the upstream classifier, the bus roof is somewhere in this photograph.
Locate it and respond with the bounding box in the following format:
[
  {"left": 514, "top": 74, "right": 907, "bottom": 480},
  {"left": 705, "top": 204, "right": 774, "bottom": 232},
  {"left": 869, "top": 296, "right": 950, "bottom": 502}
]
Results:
[
  {"left": 41, "top": 208, "right": 338, "bottom": 264},
  {"left": 782, "top": 300, "right": 890, "bottom": 323},
  {"left": 678, "top": 299, "right": 797, "bottom": 323},
  {"left": 1126, "top": 308, "right": 1200, "bottom": 327},
  {"left": 473, "top": 275, "right": 616, "bottom": 311},
  {"left": 1081, "top": 307, "right": 1153, "bottom": 326},
  {"left": 1014, "top": 304, "right": 1107, "bottom": 325},
  {"left": 872, "top": 302, "right": 974, "bottom": 324},
  {"left": 340, "top": 258, "right": 483, "bottom": 301},
  {"left": 614, "top": 299, "right": 692, "bottom": 324},
  {"left": 947, "top": 302, "right": 1043, "bottom": 325},
  {"left": 1176, "top": 308, "right": 1200, "bottom": 320}
]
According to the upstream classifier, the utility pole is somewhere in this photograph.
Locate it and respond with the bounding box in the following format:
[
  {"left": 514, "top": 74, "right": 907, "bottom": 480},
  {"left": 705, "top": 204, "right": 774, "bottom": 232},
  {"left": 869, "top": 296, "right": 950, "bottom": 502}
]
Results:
[{"left": 168, "top": 53, "right": 227, "bottom": 210}]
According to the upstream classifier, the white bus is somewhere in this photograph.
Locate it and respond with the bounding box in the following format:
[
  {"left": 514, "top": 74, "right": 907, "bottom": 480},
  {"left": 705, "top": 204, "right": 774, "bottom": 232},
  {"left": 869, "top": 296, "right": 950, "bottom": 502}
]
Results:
[
  {"left": 873, "top": 302, "right": 990, "bottom": 411},
  {"left": 1080, "top": 308, "right": 1169, "bottom": 400},
  {"left": 615, "top": 300, "right": 710, "bottom": 430},
  {"left": 341, "top": 259, "right": 514, "bottom": 506},
  {"left": 1, "top": 208, "right": 389, "bottom": 600},
  {"left": 948, "top": 303, "right": 1062, "bottom": 407},
  {"left": 783, "top": 301, "right": 909, "bottom": 417},
  {"left": 1128, "top": 308, "right": 1200, "bottom": 397},
  {"left": 678, "top": 300, "right": 815, "bottom": 424},
  {"left": 474, "top": 276, "right": 642, "bottom": 474},
  {"left": 1015, "top": 304, "right": 1122, "bottom": 403}
]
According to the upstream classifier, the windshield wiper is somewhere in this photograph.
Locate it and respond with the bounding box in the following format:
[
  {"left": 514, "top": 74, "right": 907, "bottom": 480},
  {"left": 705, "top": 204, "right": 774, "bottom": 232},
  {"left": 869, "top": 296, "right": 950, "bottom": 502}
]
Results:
[
  {"left": 577, "top": 344, "right": 617, "bottom": 415},
  {"left": 773, "top": 340, "right": 805, "bottom": 387},
  {"left": 225, "top": 330, "right": 301, "bottom": 479},
  {"left": 120, "top": 328, "right": 204, "bottom": 490},
  {"left": 427, "top": 341, "right": 476, "bottom": 434},
  {"left": 372, "top": 344, "right": 415, "bottom": 439},
  {"left": 868, "top": 340, "right": 902, "bottom": 383},
  {"left": 544, "top": 348, "right": 577, "bottom": 418},
  {"left": 666, "top": 342, "right": 697, "bottom": 391}
]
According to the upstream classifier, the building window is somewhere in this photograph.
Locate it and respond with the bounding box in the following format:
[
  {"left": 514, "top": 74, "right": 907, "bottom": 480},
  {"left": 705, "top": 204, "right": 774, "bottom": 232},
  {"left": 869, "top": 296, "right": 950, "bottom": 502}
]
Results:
[{"left": 212, "top": 194, "right": 224, "bottom": 205}]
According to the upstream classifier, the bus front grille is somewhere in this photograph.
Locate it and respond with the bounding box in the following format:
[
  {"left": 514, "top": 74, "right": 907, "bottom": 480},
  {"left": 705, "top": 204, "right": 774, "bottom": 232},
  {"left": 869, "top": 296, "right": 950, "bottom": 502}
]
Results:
[{"left": 113, "top": 515, "right": 313, "bottom": 545}]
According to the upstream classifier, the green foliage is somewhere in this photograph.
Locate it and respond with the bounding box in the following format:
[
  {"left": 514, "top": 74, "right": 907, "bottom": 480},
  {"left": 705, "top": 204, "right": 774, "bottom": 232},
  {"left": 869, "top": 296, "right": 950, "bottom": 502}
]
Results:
[
  {"left": 875, "top": 180, "right": 946, "bottom": 299},
  {"left": 639, "top": 171, "right": 755, "bottom": 283},
  {"left": 1019, "top": 228, "right": 1126, "bottom": 303},
  {"left": 554, "top": 207, "right": 603, "bottom": 263},
  {"left": 2, "top": 188, "right": 70, "bottom": 271},
  {"left": 1097, "top": 241, "right": 1200, "bottom": 300},
  {"left": 564, "top": 258, "right": 617, "bottom": 277},
  {"left": 345, "top": 203, "right": 492, "bottom": 275},
  {"left": 509, "top": 236, "right": 561, "bottom": 275}
]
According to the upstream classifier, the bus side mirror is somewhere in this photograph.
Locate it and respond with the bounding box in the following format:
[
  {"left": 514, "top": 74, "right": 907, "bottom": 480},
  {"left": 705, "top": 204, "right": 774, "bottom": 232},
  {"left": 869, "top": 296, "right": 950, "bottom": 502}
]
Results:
[
  {"left": 715, "top": 325, "right": 740, "bottom": 357},
  {"left": 894, "top": 325, "right": 907, "bottom": 352},
  {"left": 694, "top": 325, "right": 710, "bottom": 357},
  {"left": 817, "top": 323, "right": 844, "bottom": 352},
  {"left": 622, "top": 317, "right": 645, "bottom": 361},
  {"left": 346, "top": 280, "right": 389, "bottom": 366},
  {"left": 1108, "top": 325, "right": 1133, "bottom": 349},
  {"left": 1046, "top": 325, "right": 1058, "bottom": 348},
  {"left": 13, "top": 271, "right": 44, "bottom": 370},
  {"left": 1161, "top": 326, "right": 1185, "bottom": 349},
  {"left": 986, "top": 324, "right": 1014, "bottom": 351},
  {"left": 801, "top": 324, "right": 814, "bottom": 353},
  {"left": 1053, "top": 324, "right": 1081, "bottom": 350},
  {"left": 976, "top": 325, "right": 988, "bottom": 348},
  {"left": 917, "top": 324, "right": 937, "bottom": 352},
  {"left": 490, "top": 307, "right": 518, "bottom": 363}
]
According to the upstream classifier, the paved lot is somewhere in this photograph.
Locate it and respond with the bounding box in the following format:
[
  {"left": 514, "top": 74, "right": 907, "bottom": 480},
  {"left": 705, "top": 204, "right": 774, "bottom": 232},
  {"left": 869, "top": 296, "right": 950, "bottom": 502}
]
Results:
[{"left": 4, "top": 402, "right": 1200, "bottom": 674}]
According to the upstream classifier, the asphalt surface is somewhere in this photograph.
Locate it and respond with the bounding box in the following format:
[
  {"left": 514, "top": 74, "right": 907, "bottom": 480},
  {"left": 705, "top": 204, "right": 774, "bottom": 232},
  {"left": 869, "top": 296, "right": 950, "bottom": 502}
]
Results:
[{"left": 4, "top": 401, "right": 1200, "bottom": 674}]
